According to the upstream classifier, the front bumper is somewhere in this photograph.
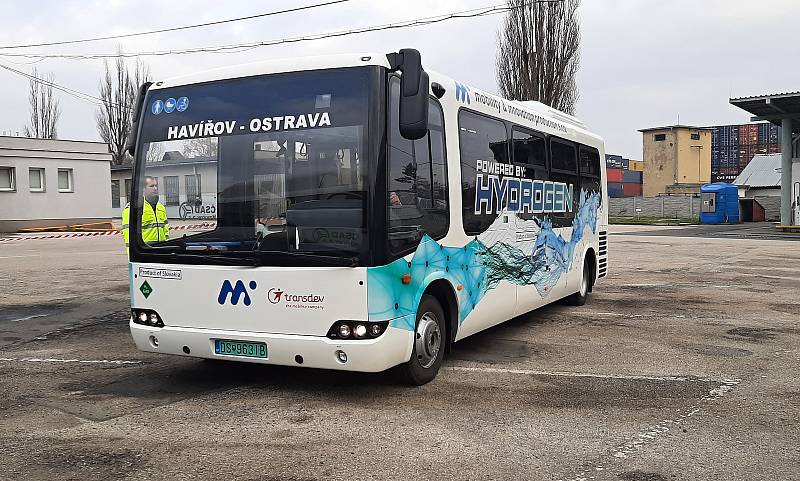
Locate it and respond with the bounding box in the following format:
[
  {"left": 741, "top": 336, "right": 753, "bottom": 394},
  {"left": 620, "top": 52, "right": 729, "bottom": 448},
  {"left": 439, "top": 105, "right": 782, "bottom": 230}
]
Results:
[{"left": 129, "top": 321, "right": 414, "bottom": 373}]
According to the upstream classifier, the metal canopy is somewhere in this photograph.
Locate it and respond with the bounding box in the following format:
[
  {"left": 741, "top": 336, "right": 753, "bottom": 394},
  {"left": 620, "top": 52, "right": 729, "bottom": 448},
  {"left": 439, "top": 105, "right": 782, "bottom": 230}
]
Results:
[
  {"left": 730, "top": 91, "right": 799, "bottom": 225},
  {"left": 730, "top": 92, "right": 800, "bottom": 132}
]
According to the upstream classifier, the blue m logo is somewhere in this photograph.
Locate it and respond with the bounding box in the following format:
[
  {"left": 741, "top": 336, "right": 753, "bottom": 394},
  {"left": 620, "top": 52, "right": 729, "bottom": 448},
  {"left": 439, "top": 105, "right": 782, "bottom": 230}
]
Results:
[
  {"left": 218, "top": 280, "right": 257, "bottom": 306},
  {"left": 455, "top": 82, "right": 471, "bottom": 104}
]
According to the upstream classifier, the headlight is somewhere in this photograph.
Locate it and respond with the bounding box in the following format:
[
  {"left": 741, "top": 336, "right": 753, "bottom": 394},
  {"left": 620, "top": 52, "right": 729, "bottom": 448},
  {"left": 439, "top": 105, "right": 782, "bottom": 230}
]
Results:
[
  {"left": 327, "top": 321, "right": 389, "bottom": 339},
  {"left": 354, "top": 324, "right": 367, "bottom": 338},
  {"left": 132, "top": 309, "right": 164, "bottom": 328}
]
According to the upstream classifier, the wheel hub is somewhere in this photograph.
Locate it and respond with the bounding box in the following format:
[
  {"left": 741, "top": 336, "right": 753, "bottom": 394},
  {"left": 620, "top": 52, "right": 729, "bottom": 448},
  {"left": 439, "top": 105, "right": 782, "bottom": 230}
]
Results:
[{"left": 415, "top": 313, "right": 441, "bottom": 369}]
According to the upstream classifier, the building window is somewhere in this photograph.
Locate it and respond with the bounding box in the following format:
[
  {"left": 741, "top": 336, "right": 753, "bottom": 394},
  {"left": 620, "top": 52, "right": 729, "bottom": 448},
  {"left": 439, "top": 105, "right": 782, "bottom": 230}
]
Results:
[
  {"left": 185, "top": 174, "right": 202, "bottom": 204},
  {"left": 58, "top": 168, "right": 74, "bottom": 192},
  {"left": 111, "top": 180, "right": 120, "bottom": 209},
  {"left": 29, "top": 167, "right": 45, "bottom": 192},
  {"left": 164, "top": 175, "right": 180, "bottom": 206},
  {"left": 654, "top": 134, "right": 666, "bottom": 141},
  {"left": 124, "top": 178, "right": 132, "bottom": 204},
  {"left": 691, "top": 133, "right": 701, "bottom": 140},
  {"left": 0, "top": 166, "right": 15, "bottom": 191}
]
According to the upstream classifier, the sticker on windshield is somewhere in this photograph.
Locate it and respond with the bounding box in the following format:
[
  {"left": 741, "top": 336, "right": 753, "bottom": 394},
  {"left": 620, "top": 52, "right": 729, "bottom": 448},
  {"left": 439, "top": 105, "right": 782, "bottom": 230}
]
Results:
[
  {"left": 176, "top": 96, "right": 189, "bottom": 112},
  {"left": 166, "top": 112, "right": 332, "bottom": 140},
  {"left": 151, "top": 100, "right": 164, "bottom": 115},
  {"left": 164, "top": 98, "right": 177, "bottom": 113}
]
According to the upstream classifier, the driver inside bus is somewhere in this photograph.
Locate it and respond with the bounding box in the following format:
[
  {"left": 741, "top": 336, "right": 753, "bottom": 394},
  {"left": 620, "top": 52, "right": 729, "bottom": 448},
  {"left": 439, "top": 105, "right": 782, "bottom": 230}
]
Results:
[{"left": 121, "top": 176, "right": 169, "bottom": 254}]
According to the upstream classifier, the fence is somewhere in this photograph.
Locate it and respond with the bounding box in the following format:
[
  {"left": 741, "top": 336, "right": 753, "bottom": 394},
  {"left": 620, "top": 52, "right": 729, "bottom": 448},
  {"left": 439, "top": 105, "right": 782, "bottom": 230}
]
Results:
[{"left": 609, "top": 196, "right": 702, "bottom": 219}]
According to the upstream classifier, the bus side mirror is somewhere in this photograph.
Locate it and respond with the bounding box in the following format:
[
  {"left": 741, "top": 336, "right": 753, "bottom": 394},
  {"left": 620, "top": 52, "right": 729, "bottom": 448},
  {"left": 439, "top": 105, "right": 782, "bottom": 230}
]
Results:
[
  {"left": 125, "top": 82, "right": 153, "bottom": 157},
  {"left": 387, "top": 49, "right": 429, "bottom": 140}
]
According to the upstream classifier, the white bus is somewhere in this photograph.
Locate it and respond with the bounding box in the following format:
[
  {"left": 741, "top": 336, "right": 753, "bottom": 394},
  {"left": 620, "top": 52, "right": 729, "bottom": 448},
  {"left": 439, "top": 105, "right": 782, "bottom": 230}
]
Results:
[{"left": 126, "top": 49, "right": 608, "bottom": 384}]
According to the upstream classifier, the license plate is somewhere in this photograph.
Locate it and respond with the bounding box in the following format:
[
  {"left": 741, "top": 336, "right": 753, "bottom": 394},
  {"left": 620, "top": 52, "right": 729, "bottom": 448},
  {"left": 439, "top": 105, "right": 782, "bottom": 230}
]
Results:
[{"left": 214, "top": 339, "right": 267, "bottom": 358}]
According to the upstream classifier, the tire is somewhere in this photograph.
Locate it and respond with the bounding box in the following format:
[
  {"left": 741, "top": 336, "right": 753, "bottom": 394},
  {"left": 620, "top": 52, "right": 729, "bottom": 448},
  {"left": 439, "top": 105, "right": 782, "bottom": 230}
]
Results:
[
  {"left": 397, "top": 294, "right": 447, "bottom": 386},
  {"left": 566, "top": 257, "right": 592, "bottom": 306}
]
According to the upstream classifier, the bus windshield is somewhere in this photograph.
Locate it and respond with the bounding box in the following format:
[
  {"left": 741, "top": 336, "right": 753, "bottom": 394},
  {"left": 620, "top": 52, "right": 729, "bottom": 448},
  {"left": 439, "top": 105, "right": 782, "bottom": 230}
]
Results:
[{"left": 133, "top": 68, "right": 375, "bottom": 264}]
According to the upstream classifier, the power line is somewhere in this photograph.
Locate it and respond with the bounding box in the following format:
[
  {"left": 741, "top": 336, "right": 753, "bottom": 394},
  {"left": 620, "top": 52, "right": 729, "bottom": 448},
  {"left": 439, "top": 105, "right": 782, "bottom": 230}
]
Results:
[
  {"left": 0, "top": 63, "right": 130, "bottom": 110},
  {"left": 0, "top": 0, "right": 352, "bottom": 50},
  {"left": 0, "top": 0, "right": 563, "bottom": 60},
  {"left": 0, "top": 0, "right": 563, "bottom": 111}
]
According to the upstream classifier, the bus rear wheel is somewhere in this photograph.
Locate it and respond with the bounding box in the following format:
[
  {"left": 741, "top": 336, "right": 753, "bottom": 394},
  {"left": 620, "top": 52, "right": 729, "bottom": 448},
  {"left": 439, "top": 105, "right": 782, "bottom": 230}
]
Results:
[
  {"left": 397, "top": 294, "right": 446, "bottom": 386},
  {"left": 566, "top": 258, "right": 592, "bottom": 306}
]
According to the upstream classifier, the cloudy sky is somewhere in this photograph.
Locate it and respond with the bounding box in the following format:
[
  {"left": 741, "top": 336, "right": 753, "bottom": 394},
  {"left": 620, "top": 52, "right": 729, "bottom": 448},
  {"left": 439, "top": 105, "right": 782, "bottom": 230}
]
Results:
[{"left": 1, "top": 0, "right": 798, "bottom": 159}]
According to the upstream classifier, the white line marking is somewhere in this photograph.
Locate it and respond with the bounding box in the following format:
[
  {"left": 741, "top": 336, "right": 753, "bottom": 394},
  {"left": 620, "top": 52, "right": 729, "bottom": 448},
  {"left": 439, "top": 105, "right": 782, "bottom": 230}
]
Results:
[
  {"left": 445, "top": 365, "right": 722, "bottom": 383},
  {"left": 10, "top": 314, "right": 48, "bottom": 322},
  {"left": 582, "top": 311, "right": 686, "bottom": 319},
  {"left": 560, "top": 379, "right": 740, "bottom": 481},
  {"left": 0, "top": 254, "right": 43, "bottom": 259},
  {"left": 613, "top": 233, "right": 799, "bottom": 243},
  {"left": 0, "top": 357, "right": 141, "bottom": 365}
]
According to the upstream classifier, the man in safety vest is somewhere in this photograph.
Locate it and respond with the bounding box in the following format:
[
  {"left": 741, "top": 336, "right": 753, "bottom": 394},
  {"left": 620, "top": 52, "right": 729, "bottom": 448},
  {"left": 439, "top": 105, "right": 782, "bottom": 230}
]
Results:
[{"left": 122, "top": 176, "right": 169, "bottom": 254}]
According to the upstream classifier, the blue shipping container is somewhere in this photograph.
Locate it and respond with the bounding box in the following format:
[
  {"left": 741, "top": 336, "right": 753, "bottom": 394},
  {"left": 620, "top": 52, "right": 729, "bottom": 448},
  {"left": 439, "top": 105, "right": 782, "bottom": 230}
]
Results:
[
  {"left": 605, "top": 154, "right": 624, "bottom": 169},
  {"left": 622, "top": 170, "right": 643, "bottom": 183},
  {"left": 700, "top": 183, "right": 740, "bottom": 224},
  {"left": 757, "top": 123, "right": 769, "bottom": 144},
  {"left": 607, "top": 182, "right": 624, "bottom": 198},
  {"left": 716, "top": 125, "right": 739, "bottom": 147}
]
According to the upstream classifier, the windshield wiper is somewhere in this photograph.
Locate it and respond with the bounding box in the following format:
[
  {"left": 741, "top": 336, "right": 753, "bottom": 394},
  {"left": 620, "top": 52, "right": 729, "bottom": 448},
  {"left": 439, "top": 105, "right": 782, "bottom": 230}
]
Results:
[
  {"left": 146, "top": 240, "right": 358, "bottom": 267},
  {"left": 253, "top": 249, "right": 358, "bottom": 267},
  {"left": 160, "top": 251, "right": 257, "bottom": 266}
]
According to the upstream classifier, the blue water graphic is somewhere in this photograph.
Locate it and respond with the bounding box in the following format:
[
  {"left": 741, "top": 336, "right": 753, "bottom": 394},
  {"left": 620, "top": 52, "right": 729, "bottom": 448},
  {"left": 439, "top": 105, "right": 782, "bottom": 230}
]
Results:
[{"left": 367, "top": 190, "right": 601, "bottom": 329}]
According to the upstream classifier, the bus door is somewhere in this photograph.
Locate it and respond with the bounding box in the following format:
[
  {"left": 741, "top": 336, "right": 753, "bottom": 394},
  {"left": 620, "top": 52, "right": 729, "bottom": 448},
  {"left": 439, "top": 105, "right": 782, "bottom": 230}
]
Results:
[{"left": 510, "top": 128, "right": 552, "bottom": 315}]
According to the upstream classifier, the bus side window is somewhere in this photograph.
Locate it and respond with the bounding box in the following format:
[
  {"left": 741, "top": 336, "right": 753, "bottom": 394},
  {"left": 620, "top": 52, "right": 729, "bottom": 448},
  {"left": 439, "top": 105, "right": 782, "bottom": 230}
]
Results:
[
  {"left": 387, "top": 77, "right": 449, "bottom": 255},
  {"left": 459, "top": 110, "right": 509, "bottom": 235},
  {"left": 579, "top": 146, "right": 602, "bottom": 202},
  {"left": 549, "top": 138, "right": 578, "bottom": 225},
  {"left": 512, "top": 128, "right": 548, "bottom": 181}
]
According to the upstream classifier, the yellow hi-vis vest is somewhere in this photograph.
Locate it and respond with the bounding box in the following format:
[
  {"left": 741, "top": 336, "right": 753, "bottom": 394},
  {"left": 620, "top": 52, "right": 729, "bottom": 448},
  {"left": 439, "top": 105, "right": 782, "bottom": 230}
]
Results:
[{"left": 122, "top": 200, "right": 169, "bottom": 253}]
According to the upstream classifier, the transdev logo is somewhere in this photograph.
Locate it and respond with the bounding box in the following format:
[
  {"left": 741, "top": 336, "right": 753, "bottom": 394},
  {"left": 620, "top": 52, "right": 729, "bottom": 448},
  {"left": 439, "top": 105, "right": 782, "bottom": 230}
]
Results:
[
  {"left": 455, "top": 82, "right": 471, "bottom": 104},
  {"left": 218, "top": 280, "right": 257, "bottom": 306},
  {"left": 267, "top": 287, "right": 284, "bottom": 304}
]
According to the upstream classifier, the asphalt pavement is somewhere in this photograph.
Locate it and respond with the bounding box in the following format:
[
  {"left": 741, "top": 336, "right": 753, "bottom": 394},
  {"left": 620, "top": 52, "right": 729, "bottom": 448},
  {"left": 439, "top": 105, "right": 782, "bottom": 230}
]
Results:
[{"left": 0, "top": 227, "right": 798, "bottom": 481}]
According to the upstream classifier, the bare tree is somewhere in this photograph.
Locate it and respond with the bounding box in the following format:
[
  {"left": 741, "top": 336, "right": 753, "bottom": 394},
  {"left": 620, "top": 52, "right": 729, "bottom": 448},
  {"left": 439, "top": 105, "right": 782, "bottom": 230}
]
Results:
[
  {"left": 145, "top": 142, "right": 165, "bottom": 163},
  {"left": 496, "top": 0, "right": 581, "bottom": 115},
  {"left": 181, "top": 138, "right": 218, "bottom": 159},
  {"left": 96, "top": 51, "right": 150, "bottom": 165},
  {"left": 23, "top": 67, "right": 61, "bottom": 139}
]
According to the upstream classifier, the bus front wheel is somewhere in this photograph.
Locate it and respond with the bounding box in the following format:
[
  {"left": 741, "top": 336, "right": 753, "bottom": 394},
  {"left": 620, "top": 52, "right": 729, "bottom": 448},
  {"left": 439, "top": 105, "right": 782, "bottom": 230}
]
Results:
[{"left": 397, "top": 294, "right": 446, "bottom": 385}]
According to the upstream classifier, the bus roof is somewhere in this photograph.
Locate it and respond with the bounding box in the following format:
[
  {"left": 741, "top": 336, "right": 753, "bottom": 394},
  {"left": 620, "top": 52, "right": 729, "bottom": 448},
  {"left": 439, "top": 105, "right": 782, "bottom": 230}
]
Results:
[{"left": 150, "top": 52, "right": 603, "bottom": 146}]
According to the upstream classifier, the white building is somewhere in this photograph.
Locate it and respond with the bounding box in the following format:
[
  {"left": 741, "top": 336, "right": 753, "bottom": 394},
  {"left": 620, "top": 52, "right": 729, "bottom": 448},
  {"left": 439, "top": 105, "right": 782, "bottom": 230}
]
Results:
[
  {"left": 734, "top": 153, "right": 800, "bottom": 221},
  {"left": 0, "top": 136, "right": 112, "bottom": 232},
  {"left": 110, "top": 151, "right": 218, "bottom": 219},
  {"left": 110, "top": 145, "right": 285, "bottom": 221}
]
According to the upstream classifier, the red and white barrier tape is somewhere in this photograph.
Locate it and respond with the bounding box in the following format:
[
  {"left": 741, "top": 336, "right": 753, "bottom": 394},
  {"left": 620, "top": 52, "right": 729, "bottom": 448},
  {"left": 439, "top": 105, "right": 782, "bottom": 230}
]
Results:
[{"left": 0, "top": 222, "right": 217, "bottom": 242}]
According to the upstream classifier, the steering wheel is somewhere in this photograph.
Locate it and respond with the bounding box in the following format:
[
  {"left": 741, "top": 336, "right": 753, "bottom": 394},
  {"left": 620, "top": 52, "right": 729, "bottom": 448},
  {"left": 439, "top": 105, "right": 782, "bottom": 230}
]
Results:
[{"left": 325, "top": 192, "right": 363, "bottom": 200}]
